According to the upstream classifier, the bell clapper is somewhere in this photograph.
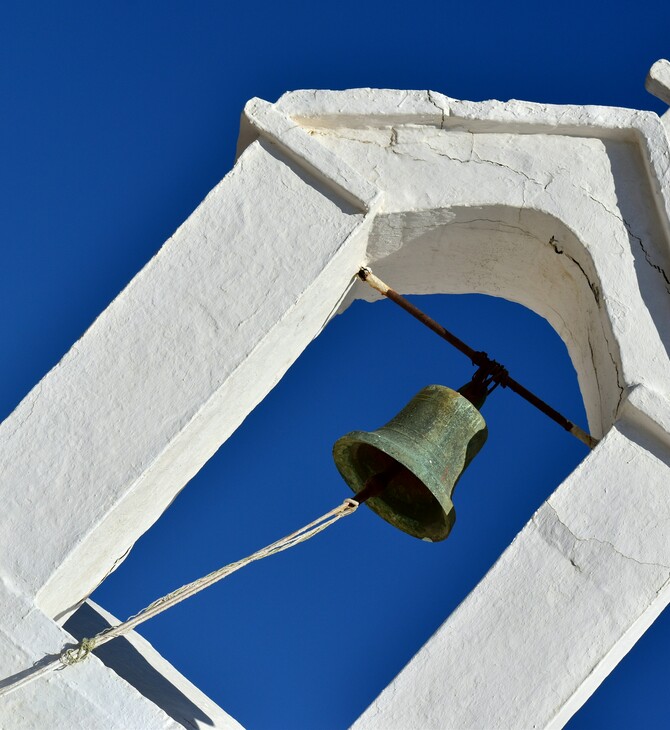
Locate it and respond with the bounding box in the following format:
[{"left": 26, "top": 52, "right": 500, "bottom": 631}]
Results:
[{"left": 353, "top": 461, "right": 404, "bottom": 505}]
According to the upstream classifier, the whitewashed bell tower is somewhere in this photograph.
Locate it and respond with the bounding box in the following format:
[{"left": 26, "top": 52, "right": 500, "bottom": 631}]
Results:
[{"left": 1, "top": 60, "right": 670, "bottom": 728}]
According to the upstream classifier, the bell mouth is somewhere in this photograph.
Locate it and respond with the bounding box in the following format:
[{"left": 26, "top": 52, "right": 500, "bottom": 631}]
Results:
[{"left": 332, "top": 439, "right": 455, "bottom": 541}]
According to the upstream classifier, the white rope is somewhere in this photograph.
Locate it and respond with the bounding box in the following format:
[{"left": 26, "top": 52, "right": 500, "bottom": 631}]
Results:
[{"left": 0, "top": 497, "right": 359, "bottom": 700}]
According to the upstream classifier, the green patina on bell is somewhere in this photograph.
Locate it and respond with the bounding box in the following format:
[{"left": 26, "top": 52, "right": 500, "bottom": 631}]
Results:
[{"left": 332, "top": 383, "right": 488, "bottom": 542}]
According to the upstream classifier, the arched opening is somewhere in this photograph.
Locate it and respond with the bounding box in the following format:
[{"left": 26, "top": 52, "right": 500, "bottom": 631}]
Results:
[
  {"left": 6, "top": 84, "right": 670, "bottom": 724},
  {"left": 360, "top": 205, "right": 624, "bottom": 438},
  {"left": 80, "top": 288, "right": 589, "bottom": 729}
]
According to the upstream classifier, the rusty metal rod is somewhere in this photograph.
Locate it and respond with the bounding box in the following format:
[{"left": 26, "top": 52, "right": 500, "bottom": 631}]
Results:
[{"left": 358, "top": 267, "right": 598, "bottom": 450}]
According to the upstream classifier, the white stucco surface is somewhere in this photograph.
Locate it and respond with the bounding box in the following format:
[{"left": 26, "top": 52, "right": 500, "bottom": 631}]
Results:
[
  {"left": 1, "top": 61, "right": 669, "bottom": 728},
  {"left": 0, "top": 585, "right": 183, "bottom": 729},
  {"left": 647, "top": 59, "right": 670, "bottom": 106}
]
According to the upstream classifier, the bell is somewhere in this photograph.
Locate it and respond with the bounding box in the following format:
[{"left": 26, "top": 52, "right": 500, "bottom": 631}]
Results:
[{"left": 332, "top": 381, "right": 488, "bottom": 542}]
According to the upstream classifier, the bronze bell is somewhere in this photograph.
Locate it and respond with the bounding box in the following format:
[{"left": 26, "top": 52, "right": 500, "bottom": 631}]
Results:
[{"left": 332, "top": 380, "right": 488, "bottom": 542}]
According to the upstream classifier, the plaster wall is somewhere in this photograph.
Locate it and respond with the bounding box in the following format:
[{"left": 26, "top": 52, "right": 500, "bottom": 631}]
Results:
[{"left": 1, "top": 71, "right": 670, "bottom": 728}]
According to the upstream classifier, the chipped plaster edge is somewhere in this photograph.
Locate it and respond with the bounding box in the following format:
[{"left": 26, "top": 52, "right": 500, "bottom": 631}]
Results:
[
  {"left": 240, "top": 97, "right": 382, "bottom": 212},
  {"left": 646, "top": 60, "right": 670, "bottom": 106}
]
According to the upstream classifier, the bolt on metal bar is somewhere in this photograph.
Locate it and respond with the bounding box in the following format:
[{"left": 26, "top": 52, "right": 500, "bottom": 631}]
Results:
[{"left": 358, "top": 267, "right": 598, "bottom": 450}]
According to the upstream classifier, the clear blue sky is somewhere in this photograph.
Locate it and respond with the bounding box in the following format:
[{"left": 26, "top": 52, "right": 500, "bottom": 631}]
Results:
[{"left": 1, "top": 2, "right": 669, "bottom": 728}]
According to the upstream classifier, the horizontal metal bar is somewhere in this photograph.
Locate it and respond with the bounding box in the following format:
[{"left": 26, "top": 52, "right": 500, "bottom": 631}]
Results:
[{"left": 358, "top": 267, "right": 598, "bottom": 449}]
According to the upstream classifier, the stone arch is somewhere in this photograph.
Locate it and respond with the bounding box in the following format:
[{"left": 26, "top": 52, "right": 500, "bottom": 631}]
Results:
[{"left": 355, "top": 205, "right": 618, "bottom": 437}]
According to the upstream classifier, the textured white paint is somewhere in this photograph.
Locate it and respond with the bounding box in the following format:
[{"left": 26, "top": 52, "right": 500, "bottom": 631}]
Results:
[
  {"left": 0, "top": 139, "right": 372, "bottom": 621},
  {"left": 64, "top": 601, "right": 244, "bottom": 729},
  {"left": 646, "top": 59, "right": 670, "bottom": 106},
  {"left": 0, "top": 585, "right": 182, "bottom": 729},
  {"left": 352, "top": 427, "right": 670, "bottom": 730},
  {"left": 1, "top": 61, "right": 670, "bottom": 728}
]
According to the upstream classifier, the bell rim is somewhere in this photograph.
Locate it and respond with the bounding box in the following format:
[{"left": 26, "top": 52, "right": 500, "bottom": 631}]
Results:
[{"left": 333, "top": 428, "right": 456, "bottom": 541}]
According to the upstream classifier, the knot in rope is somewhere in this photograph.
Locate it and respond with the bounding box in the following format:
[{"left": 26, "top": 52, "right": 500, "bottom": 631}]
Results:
[
  {"left": 0, "top": 495, "right": 361, "bottom": 699},
  {"left": 60, "top": 637, "right": 96, "bottom": 667}
]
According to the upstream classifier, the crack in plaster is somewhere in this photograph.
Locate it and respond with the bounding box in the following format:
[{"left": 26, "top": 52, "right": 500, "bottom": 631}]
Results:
[
  {"left": 386, "top": 131, "right": 426, "bottom": 162},
  {"left": 571, "top": 182, "right": 623, "bottom": 222},
  {"left": 426, "top": 91, "right": 445, "bottom": 129},
  {"left": 470, "top": 149, "right": 538, "bottom": 184},
  {"left": 451, "top": 218, "right": 538, "bottom": 239},
  {"left": 546, "top": 235, "right": 624, "bottom": 418},
  {"left": 566, "top": 183, "right": 669, "bottom": 295},
  {"left": 601, "top": 326, "right": 626, "bottom": 416},
  {"left": 421, "top": 136, "right": 546, "bottom": 188},
  {"left": 548, "top": 236, "right": 601, "bottom": 305},
  {"left": 622, "top": 217, "right": 670, "bottom": 294},
  {"left": 541, "top": 503, "right": 670, "bottom": 573},
  {"left": 586, "top": 331, "right": 603, "bottom": 406},
  {"left": 590, "top": 317, "right": 625, "bottom": 424}
]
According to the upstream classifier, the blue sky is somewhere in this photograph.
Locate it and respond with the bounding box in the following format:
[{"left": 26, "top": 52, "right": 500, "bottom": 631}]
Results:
[{"left": 1, "top": 2, "right": 669, "bottom": 728}]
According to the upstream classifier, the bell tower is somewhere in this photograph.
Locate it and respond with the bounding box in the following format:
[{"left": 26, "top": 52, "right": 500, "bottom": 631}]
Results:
[{"left": 1, "top": 61, "right": 670, "bottom": 728}]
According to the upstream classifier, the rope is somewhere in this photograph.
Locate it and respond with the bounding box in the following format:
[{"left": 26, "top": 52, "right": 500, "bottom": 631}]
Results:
[{"left": 0, "top": 497, "right": 359, "bottom": 700}]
